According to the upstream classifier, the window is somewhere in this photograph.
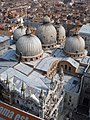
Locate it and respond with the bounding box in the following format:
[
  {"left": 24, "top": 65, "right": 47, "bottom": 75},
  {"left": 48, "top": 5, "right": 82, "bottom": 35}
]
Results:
[
  {"left": 85, "top": 37, "right": 87, "bottom": 41},
  {"left": 25, "top": 58, "right": 27, "bottom": 61},
  {"left": 76, "top": 51, "right": 78, "bottom": 53},
  {"left": 69, "top": 67, "right": 71, "bottom": 71},
  {"left": 17, "top": 100, "right": 19, "bottom": 104},
  {"left": 68, "top": 102, "right": 70, "bottom": 105},
  {"left": 31, "top": 106, "right": 34, "bottom": 110},
  {"left": 69, "top": 96, "right": 71, "bottom": 99},
  {"left": 30, "top": 58, "right": 33, "bottom": 61},
  {"left": 69, "top": 96, "right": 72, "bottom": 103},
  {"left": 65, "top": 65, "right": 67, "bottom": 70}
]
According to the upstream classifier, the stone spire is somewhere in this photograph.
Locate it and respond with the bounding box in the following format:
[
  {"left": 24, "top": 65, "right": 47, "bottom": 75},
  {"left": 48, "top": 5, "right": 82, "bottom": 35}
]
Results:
[
  {"left": 6, "top": 74, "right": 10, "bottom": 91},
  {"left": 21, "top": 82, "right": 26, "bottom": 98},
  {"left": 39, "top": 89, "right": 45, "bottom": 119},
  {"left": 13, "top": 83, "right": 15, "bottom": 90}
]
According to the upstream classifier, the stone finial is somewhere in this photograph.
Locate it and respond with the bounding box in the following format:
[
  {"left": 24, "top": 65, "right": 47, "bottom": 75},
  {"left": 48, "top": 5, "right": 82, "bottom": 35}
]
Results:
[
  {"left": 39, "top": 89, "right": 44, "bottom": 99},
  {"left": 21, "top": 82, "right": 26, "bottom": 98},
  {"left": 6, "top": 74, "right": 10, "bottom": 90},
  {"left": 39, "top": 89, "right": 45, "bottom": 106},
  {"left": 21, "top": 82, "right": 26, "bottom": 92},
  {"left": 13, "top": 83, "right": 15, "bottom": 90},
  {"left": 39, "top": 89, "right": 45, "bottom": 119}
]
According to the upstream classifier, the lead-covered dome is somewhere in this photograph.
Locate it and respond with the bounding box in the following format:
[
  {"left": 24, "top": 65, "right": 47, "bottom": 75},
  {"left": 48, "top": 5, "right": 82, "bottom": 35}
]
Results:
[
  {"left": 56, "top": 24, "right": 66, "bottom": 46},
  {"left": 16, "top": 28, "right": 43, "bottom": 62},
  {"left": 36, "top": 16, "right": 57, "bottom": 50},
  {"left": 64, "top": 35, "right": 87, "bottom": 59},
  {"left": 13, "top": 24, "right": 26, "bottom": 42}
]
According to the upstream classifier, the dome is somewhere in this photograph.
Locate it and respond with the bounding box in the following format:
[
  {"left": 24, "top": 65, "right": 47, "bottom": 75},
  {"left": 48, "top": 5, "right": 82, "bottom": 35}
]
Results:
[
  {"left": 36, "top": 16, "right": 57, "bottom": 49},
  {"left": 13, "top": 26, "right": 26, "bottom": 42},
  {"left": 64, "top": 35, "right": 86, "bottom": 59},
  {"left": 56, "top": 24, "right": 66, "bottom": 45},
  {"left": 57, "top": 25, "right": 66, "bottom": 39},
  {"left": 16, "top": 33, "right": 43, "bottom": 61}
]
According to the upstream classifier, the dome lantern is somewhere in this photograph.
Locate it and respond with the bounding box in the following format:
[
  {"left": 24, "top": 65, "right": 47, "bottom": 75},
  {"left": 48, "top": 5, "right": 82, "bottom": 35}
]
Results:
[{"left": 43, "top": 16, "right": 51, "bottom": 24}]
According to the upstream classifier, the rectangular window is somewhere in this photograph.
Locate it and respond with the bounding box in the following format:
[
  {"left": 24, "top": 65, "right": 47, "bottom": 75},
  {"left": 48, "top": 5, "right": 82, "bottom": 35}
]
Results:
[
  {"left": 69, "top": 67, "right": 71, "bottom": 71},
  {"left": 65, "top": 65, "right": 67, "bottom": 70}
]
